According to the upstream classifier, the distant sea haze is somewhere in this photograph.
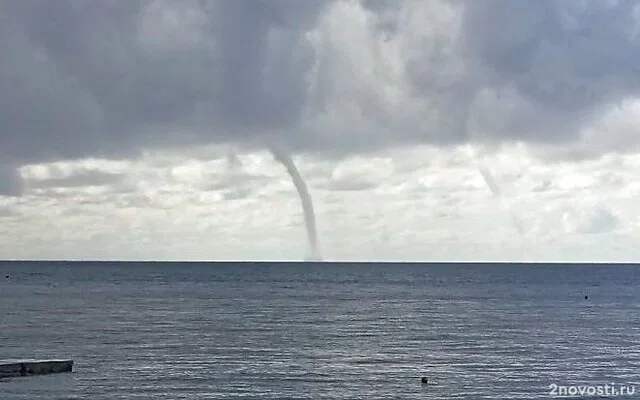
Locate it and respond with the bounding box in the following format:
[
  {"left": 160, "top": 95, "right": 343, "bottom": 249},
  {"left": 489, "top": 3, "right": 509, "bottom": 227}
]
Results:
[{"left": 1, "top": 261, "right": 639, "bottom": 399}]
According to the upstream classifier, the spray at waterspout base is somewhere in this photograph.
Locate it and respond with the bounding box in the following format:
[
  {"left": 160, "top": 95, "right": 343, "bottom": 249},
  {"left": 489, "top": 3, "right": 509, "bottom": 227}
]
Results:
[{"left": 304, "top": 250, "right": 323, "bottom": 262}]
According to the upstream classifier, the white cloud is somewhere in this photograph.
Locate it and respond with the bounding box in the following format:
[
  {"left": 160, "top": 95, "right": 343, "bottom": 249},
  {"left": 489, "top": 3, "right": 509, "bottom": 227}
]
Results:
[
  {"left": 3, "top": 144, "right": 640, "bottom": 261},
  {"left": 562, "top": 206, "right": 619, "bottom": 234}
]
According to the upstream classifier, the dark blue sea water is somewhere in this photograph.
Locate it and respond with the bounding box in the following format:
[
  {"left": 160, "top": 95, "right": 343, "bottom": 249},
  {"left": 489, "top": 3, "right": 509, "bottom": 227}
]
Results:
[{"left": 1, "top": 262, "right": 639, "bottom": 399}]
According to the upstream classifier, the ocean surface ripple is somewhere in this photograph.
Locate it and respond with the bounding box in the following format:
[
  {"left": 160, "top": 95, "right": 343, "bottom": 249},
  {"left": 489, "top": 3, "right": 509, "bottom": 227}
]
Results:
[{"left": 1, "top": 262, "right": 639, "bottom": 399}]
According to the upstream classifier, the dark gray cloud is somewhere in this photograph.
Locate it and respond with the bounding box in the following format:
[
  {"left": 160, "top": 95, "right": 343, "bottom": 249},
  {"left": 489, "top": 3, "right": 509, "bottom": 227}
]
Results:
[
  {"left": 458, "top": 0, "right": 640, "bottom": 144},
  {"left": 1, "top": 0, "right": 640, "bottom": 175},
  {"left": 0, "top": 0, "right": 328, "bottom": 165}
]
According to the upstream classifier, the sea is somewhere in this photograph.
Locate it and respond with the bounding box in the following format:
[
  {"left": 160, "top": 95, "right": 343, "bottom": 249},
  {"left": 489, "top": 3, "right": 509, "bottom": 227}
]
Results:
[{"left": 0, "top": 261, "right": 639, "bottom": 400}]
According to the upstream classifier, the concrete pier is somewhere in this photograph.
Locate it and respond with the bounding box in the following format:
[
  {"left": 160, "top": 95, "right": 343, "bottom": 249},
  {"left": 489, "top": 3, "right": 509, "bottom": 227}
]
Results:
[{"left": 0, "top": 359, "right": 73, "bottom": 378}]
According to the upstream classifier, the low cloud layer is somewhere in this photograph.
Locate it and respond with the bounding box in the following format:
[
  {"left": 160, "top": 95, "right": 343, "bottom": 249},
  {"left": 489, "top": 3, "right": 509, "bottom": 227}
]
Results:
[
  {"left": 4, "top": 144, "right": 640, "bottom": 261},
  {"left": 3, "top": 0, "right": 640, "bottom": 173}
]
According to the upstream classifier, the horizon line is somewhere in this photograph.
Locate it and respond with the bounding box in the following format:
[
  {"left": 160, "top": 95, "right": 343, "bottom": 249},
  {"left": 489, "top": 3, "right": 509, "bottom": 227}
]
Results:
[{"left": 0, "top": 260, "right": 639, "bottom": 265}]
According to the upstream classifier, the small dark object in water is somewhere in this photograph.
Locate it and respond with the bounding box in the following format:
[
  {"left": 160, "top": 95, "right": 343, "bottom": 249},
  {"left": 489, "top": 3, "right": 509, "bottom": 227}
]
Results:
[
  {"left": 0, "top": 360, "right": 73, "bottom": 378},
  {"left": 421, "top": 376, "right": 429, "bottom": 385},
  {"left": 585, "top": 295, "right": 589, "bottom": 300},
  {"left": 4, "top": 274, "right": 8, "bottom": 279}
]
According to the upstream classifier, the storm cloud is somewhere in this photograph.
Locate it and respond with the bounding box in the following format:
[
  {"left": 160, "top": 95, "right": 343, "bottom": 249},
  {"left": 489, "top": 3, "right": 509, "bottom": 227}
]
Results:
[{"left": 3, "top": 0, "right": 640, "bottom": 174}]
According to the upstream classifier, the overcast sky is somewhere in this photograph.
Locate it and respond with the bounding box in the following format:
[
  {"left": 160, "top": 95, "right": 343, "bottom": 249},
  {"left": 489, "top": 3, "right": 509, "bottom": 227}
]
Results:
[{"left": 2, "top": 0, "right": 640, "bottom": 261}]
